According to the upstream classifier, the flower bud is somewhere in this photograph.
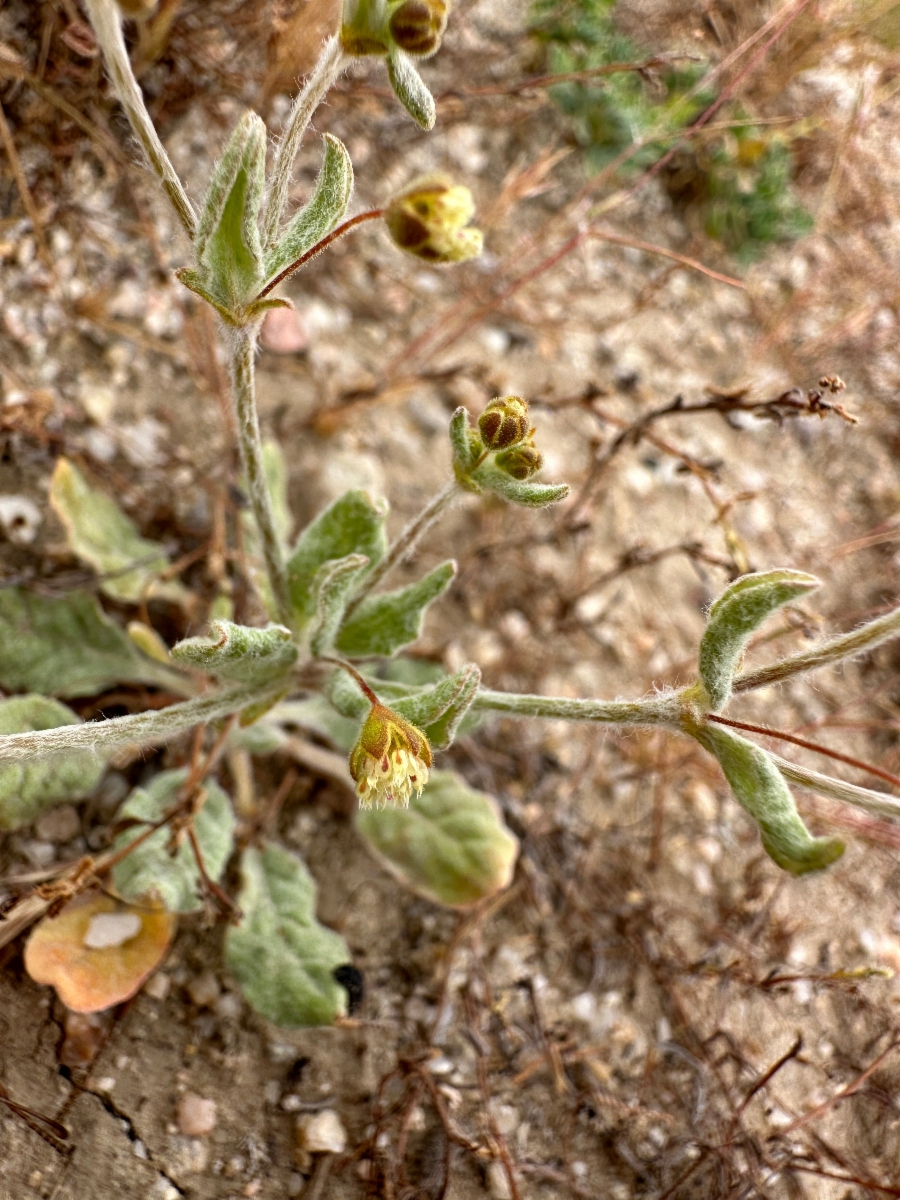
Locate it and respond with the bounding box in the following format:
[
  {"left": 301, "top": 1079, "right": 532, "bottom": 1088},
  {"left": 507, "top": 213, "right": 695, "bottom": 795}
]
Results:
[
  {"left": 478, "top": 396, "right": 530, "bottom": 450},
  {"left": 388, "top": 0, "right": 448, "bottom": 56},
  {"left": 495, "top": 444, "right": 543, "bottom": 480},
  {"left": 349, "top": 702, "right": 432, "bottom": 809},
  {"left": 385, "top": 176, "right": 483, "bottom": 264}
]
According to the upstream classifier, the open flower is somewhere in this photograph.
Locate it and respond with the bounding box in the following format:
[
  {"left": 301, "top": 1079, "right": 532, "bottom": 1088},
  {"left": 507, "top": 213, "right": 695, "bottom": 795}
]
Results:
[
  {"left": 349, "top": 702, "right": 432, "bottom": 809},
  {"left": 385, "top": 176, "right": 483, "bottom": 264}
]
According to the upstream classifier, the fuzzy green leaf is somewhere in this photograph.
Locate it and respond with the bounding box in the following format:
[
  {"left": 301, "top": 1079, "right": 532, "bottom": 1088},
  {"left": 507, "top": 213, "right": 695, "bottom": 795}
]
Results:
[
  {"left": 0, "top": 588, "right": 179, "bottom": 698},
  {"left": 0, "top": 696, "right": 106, "bottom": 830},
  {"left": 49, "top": 458, "right": 180, "bottom": 605},
  {"left": 225, "top": 844, "right": 350, "bottom": 1027},
  {"left": 694, "top": 723, "right": 844, "bottom": 875},
  {"left": 287, "top": 490, "right": 389, "bottom": 626},
  {"left": 172, "top": 620, "right": 298, "bottom": 687},
  {"left": 357, "top": 769, "right": 518, "bottom": 907},
  {"left": 472, "top": 463, "right": 570, "bottom": 508},
  {"left": 111, "top": 769, "right": 235, "bottom": 913},
  {"left": 264, "top": 134, "right": 354, "bottom": 277},
  {"left": 386, "top": 47, "right": 436, "bottom": 129},
  {"left": 309, "top": 554, "right": 371, "bottom": 656},
  {"left": 392, "top": 662, "right": 481, "bottom": 749},
  {"left": 194, "top": 111, "right": 267, "bottom": 312},
  {"left": 699, "top": 569, "right": 820, "bottom": 711},
  {"left": 336, "top": 560, "right": 455, "bottom": 657}
]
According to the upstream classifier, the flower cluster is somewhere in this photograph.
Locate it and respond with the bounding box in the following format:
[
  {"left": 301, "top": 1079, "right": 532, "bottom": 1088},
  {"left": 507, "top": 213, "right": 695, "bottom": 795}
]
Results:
[
  {"left": 479, "top": 396, "right": 544, "bottom": 479},
  {"left": 349, "top": 702, "right": 433, "bottom": 809}
]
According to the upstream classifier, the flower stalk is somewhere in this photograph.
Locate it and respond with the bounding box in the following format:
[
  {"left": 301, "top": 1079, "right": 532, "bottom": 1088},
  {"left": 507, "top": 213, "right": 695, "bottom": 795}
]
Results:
[
  {"left": 84, "top": 0, "right": 197, "bottom": 238},
  {"left": 345, "top": 481, "right": 460, "bottom": 616},
  {"left": 262, "top": 36, "right": 347, "bottom": 247}
]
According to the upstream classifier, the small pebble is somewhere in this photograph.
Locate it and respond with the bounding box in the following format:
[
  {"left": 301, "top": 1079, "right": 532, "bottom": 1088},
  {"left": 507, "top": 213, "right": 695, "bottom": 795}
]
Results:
[
  {"left": 260, "top": 306, "right": 308, "bottom": 353},
  {"left": 187, "top": 970, "right": 221, "bottom": 1008},
  {"left": 296, "top": 1110, "right": 347, "bottom": 1155},
  {"left": 0, "top": 495, "right": 41, "bottom": 545},
  {"left": 214, "top": 992, "right": 242, "bottom": 1021},
  {"left": 177, "top": 1093, "right": 218, "bottom": 1137},
  {"left": 144, "top": 972, "right": 171, "bottom": 1001},
  {"left": 168, "top": 1136, "right": 210, "bottom": 1175}
]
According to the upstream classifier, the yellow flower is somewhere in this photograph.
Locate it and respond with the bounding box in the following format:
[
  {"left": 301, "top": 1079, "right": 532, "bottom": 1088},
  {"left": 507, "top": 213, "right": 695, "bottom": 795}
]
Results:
[
  {"left": 349, "top": 703, "right": 432, "bottom": 809},
  {"left": 384, "top": 176, "right": 483, "bottom": 264}
]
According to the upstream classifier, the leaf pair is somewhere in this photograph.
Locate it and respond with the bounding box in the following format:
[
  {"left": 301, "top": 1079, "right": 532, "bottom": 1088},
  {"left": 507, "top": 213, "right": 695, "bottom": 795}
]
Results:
[
  {"left": 694, "top": 569, "right": 844, "bottom": 875},
  {"left": 179, "top": 116, "right": 353, "bottom": 322},
  {"left": 289, "top": 489, "right": 455, "bottom": 657}
]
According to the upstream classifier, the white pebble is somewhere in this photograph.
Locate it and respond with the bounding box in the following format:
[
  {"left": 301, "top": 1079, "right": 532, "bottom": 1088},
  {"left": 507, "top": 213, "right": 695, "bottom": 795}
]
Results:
[
  {"left": 296, "top": 1110, "right": 347, "bottom": 1155},
  {"left": 83, "top": 912, "right": 142, "bottom": 949},
  {"left": 0, "top": 495, "right": 41, "bottom": 545},
  {"left": 177, "top": 1093, "right": 218, "bottom": 1137},
  {"left": 144, "top": 972, "right": 171, "bottom": 1001},
  {"left": 187, "top": 971, "right": 221, "bottom": 1008}
]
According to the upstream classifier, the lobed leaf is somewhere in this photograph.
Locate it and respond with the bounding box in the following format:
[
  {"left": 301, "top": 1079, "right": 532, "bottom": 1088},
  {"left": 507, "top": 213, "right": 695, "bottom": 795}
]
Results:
[
  {"left": 356, "top": 769, "right": 519, "bottom": 907},
  {"left": 172, "top": 620, "right": 297, "bottom": 687},
  {"left": 695, "top": 723, "right": 844, "bottom": 875},
  {"left": 288, "top": 490, "right": 389, "bottom": 627},
  {"left": 225, "top": 844, "right": 350, "bottom": 1027},
  {"left": 0, "top": 695, "right": 106, "bottom": 830},
  {"left": 335, "top": 560, "right": 456, "bottom": 657},
  {"left": 699, "top": 568, "right": 820, "bottom": 711},
  {"left": 111, "top": 769, "right": 235, "bottom": 914},
  {"left": 386, "top": 47, "right": 436, "bottom": 129},
  {"left": 49, "top": 458, "right": 177, "bottom": 605},
  {"left": 264, "top": 134, "right": 354, "bottom": 276},
  {"left": 24, "top": 892, "right": 175, "bottom": 1014},
  {"left": 0, "top": 588, "right": 179, "bottom": 698}
]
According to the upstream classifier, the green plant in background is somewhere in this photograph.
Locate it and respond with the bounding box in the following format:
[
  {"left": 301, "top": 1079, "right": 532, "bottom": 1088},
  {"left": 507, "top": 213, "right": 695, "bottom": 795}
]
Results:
[
  {"left": 530, "top": 0, "right": 812, "bottom": 259},
  {"left": 0, "top": 0, "right": 898, "bottom": 1029}
]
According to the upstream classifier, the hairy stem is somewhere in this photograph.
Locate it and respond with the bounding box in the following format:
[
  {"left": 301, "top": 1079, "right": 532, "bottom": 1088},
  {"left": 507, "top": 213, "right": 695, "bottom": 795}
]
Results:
[
  {"left": 772, "top": 754, "right": 900, "bottom": 822},
  {"left": 262, "top": 36, "right": 346, "bottom": 247},
  {"left": 472, "top": 687, "right": 682, "bottom": 727},
  {"left": 733, "top": 603, "right": 900, "bottom": 693},
  {"left": 84, "top": 0, "right": 196, "bottom": 238},
  {"left": 346, "top": 481, "right": 460, "bottom": 615},
  {"left": 229, "top": 325, "right": 293, "bottom": 627},
  {"left": 0, "top": 684, "right": 279, "bottom": 763}
]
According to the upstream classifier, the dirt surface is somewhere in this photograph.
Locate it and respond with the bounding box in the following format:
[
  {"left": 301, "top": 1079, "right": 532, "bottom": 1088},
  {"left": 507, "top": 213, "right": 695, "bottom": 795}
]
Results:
[{"left": 3, "top": 1, "right": 900, "bottom": 1197}]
